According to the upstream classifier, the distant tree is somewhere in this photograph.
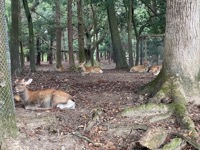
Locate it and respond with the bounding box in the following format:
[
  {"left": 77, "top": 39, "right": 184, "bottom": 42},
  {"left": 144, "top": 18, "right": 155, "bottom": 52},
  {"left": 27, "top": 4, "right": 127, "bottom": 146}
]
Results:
[
  {"left": 22, "top": 0, "right": 36, "bottom": 71},
  {"left": 123, "top": 0, "right": 134, "bottom": 67},
  {"left": 10, "top": 0, "right": 20, "bottom": 74},
  {"left": 68, "top": 0, "right": 75, "bottom": 66},
  {"left": 36, "top": 37, "right": 41, "bottom": 65},
  {"left": 106, "top": 0, "right": 128, "bottom": 69},
  {"left": 77, "top": 0, "right": 85, "bottom": 63},
  {"left": 55, "top": 0, "right": 62, "bottom": 68}
]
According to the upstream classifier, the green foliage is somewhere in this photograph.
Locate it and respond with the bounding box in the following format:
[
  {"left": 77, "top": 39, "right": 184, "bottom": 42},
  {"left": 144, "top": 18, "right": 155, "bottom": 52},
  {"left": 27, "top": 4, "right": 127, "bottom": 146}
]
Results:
[
  {"left": 134, "top": 0, "right": 166, "bottom": 35},
  {"left": 6, "top": 0, "right": 166, "bottom": 63}
]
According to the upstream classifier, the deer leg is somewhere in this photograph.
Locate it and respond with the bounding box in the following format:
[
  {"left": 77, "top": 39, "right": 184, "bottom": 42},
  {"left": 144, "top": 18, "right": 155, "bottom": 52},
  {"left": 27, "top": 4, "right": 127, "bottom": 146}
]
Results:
[{"left": 40, "top": 95, "right": 52, "bottom": 108}]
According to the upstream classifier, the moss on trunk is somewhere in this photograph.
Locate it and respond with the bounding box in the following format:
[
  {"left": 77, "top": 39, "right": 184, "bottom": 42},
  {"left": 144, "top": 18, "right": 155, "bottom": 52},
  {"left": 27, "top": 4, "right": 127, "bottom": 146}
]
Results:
[{"left": 138, "top": 73, "right": 200, "bottom": 148}]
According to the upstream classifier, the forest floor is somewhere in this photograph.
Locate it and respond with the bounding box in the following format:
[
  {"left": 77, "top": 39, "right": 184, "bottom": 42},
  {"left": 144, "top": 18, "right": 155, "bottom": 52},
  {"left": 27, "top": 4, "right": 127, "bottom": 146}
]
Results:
[{"left": 5, "top": 61, "right": 200, "bottom": 150}]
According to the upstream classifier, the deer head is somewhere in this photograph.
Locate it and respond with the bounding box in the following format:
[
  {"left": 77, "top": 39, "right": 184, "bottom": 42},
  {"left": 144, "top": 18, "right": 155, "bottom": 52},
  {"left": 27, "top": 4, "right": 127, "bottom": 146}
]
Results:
[
  {"left": 15, "top": 78, "right": 33, "bottom": 93},
  {"left": 14, "top": 69, "right": 32, "bottom": 93}
]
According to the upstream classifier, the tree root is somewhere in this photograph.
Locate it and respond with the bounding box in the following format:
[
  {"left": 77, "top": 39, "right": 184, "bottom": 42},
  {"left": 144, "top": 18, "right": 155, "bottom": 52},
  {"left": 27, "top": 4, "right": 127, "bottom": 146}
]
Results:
[
  {"left": 170, "top": 132, "right": 200, "bottom": 150},
  {"left": 139, "top": 76, "right": 200, "bottom": 148}
]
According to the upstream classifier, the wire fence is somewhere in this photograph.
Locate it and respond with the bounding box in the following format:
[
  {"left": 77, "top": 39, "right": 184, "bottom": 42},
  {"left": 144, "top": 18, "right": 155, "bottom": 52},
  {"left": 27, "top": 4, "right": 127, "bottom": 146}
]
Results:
[{"left": 0, "top": 0, "right": 17, "bottom": 145}]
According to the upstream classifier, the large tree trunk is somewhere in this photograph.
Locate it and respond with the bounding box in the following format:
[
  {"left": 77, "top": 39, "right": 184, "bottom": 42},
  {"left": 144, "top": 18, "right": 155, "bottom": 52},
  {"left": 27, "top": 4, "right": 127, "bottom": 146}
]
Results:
[
  {"left": 22, "top": 0, "right": 36, "bottom": 72},
  {"left": 68, "top": 0, "right": 75, "bottom": 66},
  {"left": 10, "top": 0, "right": 20, "bottom": 74},
  {"left": 0, "top": 0, "right": 17, "bottom": 142},
  {"left": 163, "top": 0, "right": 200, "bottom": 104},
  {"left": 77, "top": 0, "right": 85, "bottom": 63},
  {"left": 106, "top": 0, "right": 128, "bottom": 69},
  {"left": 55, "top": 0, "right": 62, "bottom": 68},
  {"left": 141, "top": 0, "right": 200, "bottom": 139}
]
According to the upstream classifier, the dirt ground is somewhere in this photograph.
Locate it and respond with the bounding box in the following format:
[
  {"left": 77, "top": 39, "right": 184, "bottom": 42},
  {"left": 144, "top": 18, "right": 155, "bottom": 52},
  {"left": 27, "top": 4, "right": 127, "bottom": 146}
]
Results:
[{"left": 4, "top": 61, "right": 200, "bottom": 150}]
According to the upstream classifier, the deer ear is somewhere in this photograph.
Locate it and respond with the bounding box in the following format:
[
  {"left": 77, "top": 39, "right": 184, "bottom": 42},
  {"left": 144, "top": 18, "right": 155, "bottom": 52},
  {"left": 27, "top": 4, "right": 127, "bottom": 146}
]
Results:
[
  {"left": 25, "top": 79, "right": 33, "bottom": 85},
  {"left": 14, "top": 79, "right": 19, "bottom": 84}
]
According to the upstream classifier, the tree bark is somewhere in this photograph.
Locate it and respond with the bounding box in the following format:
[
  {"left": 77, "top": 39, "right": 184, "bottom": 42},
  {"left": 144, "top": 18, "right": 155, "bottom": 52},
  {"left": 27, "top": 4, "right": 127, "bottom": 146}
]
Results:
[
  {"left": 48, "top": 37, "right": 53, "bottom": 64},
  {"left": 106, "top": 0, "right": 128, "bottom": 69},
  {"left": 68, "top": 0, "right": 75, "bottom": 66},
  {"left": 22, "top": 0, "right": 36, "bottom": 72},
  {"left": 10, "top": 0, "right": 20, "bottom": 74},
  {"left": 55, "top": 0, "right": 62, "bottom": 68},
  {"left": 36, "top": 37, "right": 41, "bottom": 65},
  {"left": 163, "top": 0, "right": 200, "bottom": 104},
  {"left": 0, "top": 0, "right": 17, "bottom": 141},
  {"left": 141, "top": 0, "right": 200, "bottom": 139},
  {"left": 77, "top": 0, "right": 85, "bottom": 63},
  {"left": 127, "top": 0, "right": 133, "bottom": 67}
]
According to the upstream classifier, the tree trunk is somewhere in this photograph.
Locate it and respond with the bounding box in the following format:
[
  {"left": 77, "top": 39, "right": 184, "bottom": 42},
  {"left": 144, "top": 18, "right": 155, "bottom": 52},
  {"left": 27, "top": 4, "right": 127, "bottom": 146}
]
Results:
[
  {"left": 55, "top": 0, "right": 62, "bottom": 68},
  {"left": 127, "top": 0, "right": 133, "bottom": 67},
  {"left": 141, "top": 0, "right": 200, "bottom": 139},
  {"left": 36, "top": 37, "right": 41, "bottom": 65},
  {"left": 0, "top": 0, "right": 17, "bottom": 141},
  {"left": 77, "top": 0, "right": 85, "bottom": 63},
  {"left": 22, "top": 0, "right": 36, "bottom": 72},
  {"left": 10, "top": 0, "right": 20, "bottom": 74},
  {"left": 163, "top": 0, "right": 200, "bottom": 104},
  {"left": 48, "top": 38, "right": 53, "bottom": 64},
  {"left": 20, "top": 41, "right": 24, "bottom": 68},
  {"left": 90, "top": 4, "right": 99, "bottom": 62},
  {"left": 68, "top": 0, "right": 75, "bottom": 66},
  {"left": 106, "top": 0, "right": 128, "bottom": 69}
]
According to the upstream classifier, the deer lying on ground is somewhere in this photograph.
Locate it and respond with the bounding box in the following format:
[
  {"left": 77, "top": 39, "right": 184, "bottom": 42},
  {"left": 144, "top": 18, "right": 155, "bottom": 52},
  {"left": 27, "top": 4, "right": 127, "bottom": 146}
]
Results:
[
  {"left": 54, "top": 65, "right": 66, "bottom": 72},
  {"left": 129, "top": 63, "right": 149, "bottom": 73},
  {"left": 148, "top": 65, "right": 162, "bottom": 76},
  {"left": 79, "top": 62, "right": 103, "bottom": 75},
  {"left": 14, "top": 72, "right": 74, "bottom": 110}
]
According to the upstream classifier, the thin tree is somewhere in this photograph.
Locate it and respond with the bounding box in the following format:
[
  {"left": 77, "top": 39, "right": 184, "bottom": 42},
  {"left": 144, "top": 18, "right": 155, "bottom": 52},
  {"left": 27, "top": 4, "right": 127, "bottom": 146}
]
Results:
[
  {"left": 55, "top": 0, "right": 62, "bottom": 68},
  {"left": 127, "top": 0, "right": 133, "bottom": 67},
  {"left": 22, "top": 0, "right": 36, "bottom": 72}
]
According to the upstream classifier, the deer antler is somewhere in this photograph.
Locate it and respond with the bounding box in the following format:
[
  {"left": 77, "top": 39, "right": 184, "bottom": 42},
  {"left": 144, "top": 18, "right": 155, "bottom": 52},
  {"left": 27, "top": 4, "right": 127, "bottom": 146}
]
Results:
[
  {"left": 15, "top": 69, "right": 20, "bottom": 79},
  {"left": 24, "top": 69, "right": 31, "bottom": 79},
  {"left": 15, "top": 68, "right": 31, "bottom": 80}
]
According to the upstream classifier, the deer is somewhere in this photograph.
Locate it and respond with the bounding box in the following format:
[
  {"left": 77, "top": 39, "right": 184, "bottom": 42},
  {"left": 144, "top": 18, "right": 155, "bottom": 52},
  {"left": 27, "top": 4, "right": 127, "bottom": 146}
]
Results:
[
  {"left": 54, "top": 65, "right": 66, "bottom": 72},
  {"left": 129, "top": 62, "right": 149, "bottom": 73},
  {"left": 148, "top": 65, "right": 162, "bottom": 76},
  {"left": 14, "top": 70, "right": 75, "bottom": 110},
  {"left": 79, "top": 62, "right": 103, "bottom": 75}
]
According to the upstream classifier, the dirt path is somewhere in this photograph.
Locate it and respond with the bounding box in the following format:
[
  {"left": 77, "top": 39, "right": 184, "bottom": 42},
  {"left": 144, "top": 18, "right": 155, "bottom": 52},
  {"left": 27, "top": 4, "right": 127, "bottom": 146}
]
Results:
[{"left": 4, "top": 63, "right": 199, "bottom": 150}]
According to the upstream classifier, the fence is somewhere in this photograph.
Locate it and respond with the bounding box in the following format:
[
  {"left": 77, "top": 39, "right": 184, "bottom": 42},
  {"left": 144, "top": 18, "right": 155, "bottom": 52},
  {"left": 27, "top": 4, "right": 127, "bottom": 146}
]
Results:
[
  {"left": 139, "top": 34, "right": 165, "bottom": 65},
  {"left": 0, "top": 0, "right": 17, "bottom": 145}
]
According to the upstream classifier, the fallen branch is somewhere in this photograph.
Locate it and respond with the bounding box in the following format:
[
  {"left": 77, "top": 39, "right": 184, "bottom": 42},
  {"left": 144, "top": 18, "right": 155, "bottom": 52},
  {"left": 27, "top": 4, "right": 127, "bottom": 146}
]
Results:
[{"left": 71, "top": 131, "right": 102, "bottom": 147}]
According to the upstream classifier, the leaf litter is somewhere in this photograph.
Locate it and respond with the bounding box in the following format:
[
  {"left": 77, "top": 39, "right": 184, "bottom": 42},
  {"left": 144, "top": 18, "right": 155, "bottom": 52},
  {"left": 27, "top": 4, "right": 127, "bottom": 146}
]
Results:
[{"left": 5, "top": 64, "right": 200, "bottom": 150}]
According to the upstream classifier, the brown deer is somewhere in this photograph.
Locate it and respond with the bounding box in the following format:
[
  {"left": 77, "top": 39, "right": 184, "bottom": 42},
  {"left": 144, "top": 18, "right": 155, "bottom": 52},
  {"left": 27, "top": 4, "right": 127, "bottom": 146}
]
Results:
[
  {"left": 129, "top": 62, "right": 149, "bottom": 73},
  {"left": 148, "top": 65, "right": 162, "bottom": 76},
  {"left": 79, "top": 62, "right": 103, "bottom": 75},
  {"left": 54, "top": 65, "right": 66, "bottom": 72},
  {"left": 14, "top": 71, "right": 74, "bottom": 110}
]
